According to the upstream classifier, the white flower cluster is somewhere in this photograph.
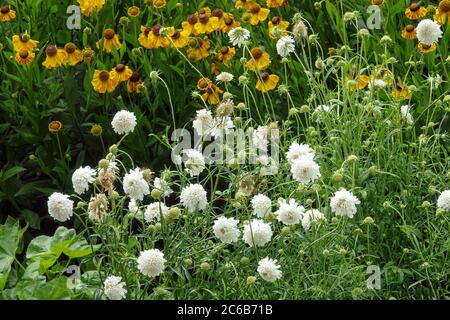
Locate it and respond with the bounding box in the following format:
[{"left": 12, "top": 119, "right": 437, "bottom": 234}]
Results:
[
  {"left": 275, "top": 198, "right": 305, "bottom": 225},
  {"left": 72, "top": 166, "right": 96, "bottom": 195},
  {"left": 144, "top": 202, "right": 169, "bottom": 223},
  {"left": 251, "top": 194, "right": 272, "bottom": 218},
  {"left": 437, "top": 190, "right": 450, "bottom": 212},
  {"left": 137, "top": 249, "right": 166, "bottom": 278},
  {"left": 416, "top": 19, "right": 442, "bottom": 46},
  {"left": 103, "top": 276, "right": 127, "bottom": 300},
  {"left": 180, "top": 183, "right": 208, "bottom": 212},
  {"left": 243, "top": 219, "right": 273, "bottom": 247},
  {"left": 47, "top": 192, "right": 73, "bottom": 222},
  {"left": 286, "top": 142, "right": 320, "bottom": 184},
  {"left": 228, "top": 27, "right": 250, "bottom": 47},
  {"left": 111, "top": 110, "right": 137, "bottom": 135}
]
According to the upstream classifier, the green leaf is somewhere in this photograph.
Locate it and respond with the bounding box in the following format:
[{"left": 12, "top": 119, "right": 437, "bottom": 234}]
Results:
[
  {"left": 1, "top": 166, "right": 26, "bottom": 182},
  {"left": 0, "top": 217, "right": 21, "bottom": 290}
]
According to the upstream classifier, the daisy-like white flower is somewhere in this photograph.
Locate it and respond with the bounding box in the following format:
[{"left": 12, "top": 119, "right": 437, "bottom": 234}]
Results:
[
  {"left": 180, "top": 183, "right": 208, "bottom": 212},
  {"left": 251, "top": 194, "right": 272, "bottom": 218},
  {"left": 400, "top": 105, "right": 414, "bottom": 124},
  {"left": 290, "top": 156, "right": 321, "bottom": 184},
  {"left": 183, "top": 149, "right": 206, "bottom": 177},
  {"left": 275, "top": 199, "right": 305, "bottom": 225},
  {"left": 437, "top": 190, "right": 450, "bottom": 212},
  {"left": 212, "top": 216, "right": 240, "bottom": 243},
  {"left": 243, "top": 219, "right": 273, "bottom": 247},
  {"left": 302, "top": 209, "right": 326, "bottom": 230},
  {"left": 111, "top": 110, "right": 137, "bottom": 135},
  {"left": 276, "top": 35, "right": 295, "bottom": 57},
  {"left": 47, "top": 192, "right": 74, "bottom": 222},
  {"left": 103, "top": 276, "right": 127, "bottom": 300},
  {"left": 144, "top": 202, "right": 169, "bottom": 223},
  {"left": 416, "top": 19, "right": 442, "bottom": 46},
  {"left": 72, "top": 166, "right": 96, "bottom": 195},
  {"left": 123, "top": 168, "right": 150, "bottom": 201},
  {"left": 216, "top": 72, "right": 234, "bottom": 83},
  {"left": 228, "top": 27, "right": 250, "bottom": 47},
  {"left": 154, "top": 177, "right": 173, "bottom": 197},
  {"left": 286, "top": 142, "right": 315, "bottom": 164},
  {"left": 330, "top": 188, "right": 361, "bottom": 218},
  {"left": 137, "top": 249, "right": 166, "bottom": 278},
  {"left": 257, "top": 257, "right": 282, "bottom": 282},
  {"left": 193, "top": 109, "right": 213, "bottom": 136}
]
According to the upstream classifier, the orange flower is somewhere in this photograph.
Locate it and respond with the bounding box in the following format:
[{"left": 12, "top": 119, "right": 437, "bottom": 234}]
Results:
[
  {"left": 42, "top": 45, "right": 67, "bottom": 69},
  {"left": 405, "top": 2, "right": 427, "bottom": 20},
  {"left": 182, "top": 14, "right": 198, "bottom": 35},
  {"left": 247, "top": 3, "right": 270, "bottom": 25},
  {"left": 222, "top": 13, "right": 240, "bottom": 33},
  {"left": 92, "top": 70, "right": 119, "bottom": 93},
  {"left": 0, "top": 5, "right": 16, "bottom": 22},
  {"left": 97, "top": 29, "right": 121, "bottom": 53},
  {"left": 194, "top": 12, "right": 220, "bottom": 35},
  {"left": 216, "top": 46, "right": 236, "bottom": 67},
  {"left": 197, "top": 78, "right": 222, "bottom": 105},
  {"left": 392, "top": 81, "right": 412, "bottom": 100},
  {"left": 434, "top": 0, "right": 450, "bottom": 25},
  {"left": 148, "top": 25, "right": 170, "bottom": 48},
  {"left": 246, "top": 47, "right": 271, "bottom": 72},
  {"left": 168, "top": 28, "right": 189, "bottom": 48},
  {"left": 187, "top": 38, "right": 210, "bottom": 62},
  {"left": 48, "top": 121, "right": 63, "bottom": 133},
  {"left": 127, "top": 71, "right": 144, "bottom": 93},
  {"left": 12, "top": 33, "right": 39, "bottom": 52},
  {"left": 15, "top": 50, "right": 35, "bottom": 65},
  {"left": 401, "top": 25, "right": 417, "bottom": 39},
  {"left": 138, "top": 26, "right": 153, "bottom": 48},
  {"left": 127, "top": 6, "right": 141, "bottom": 17},
  {"left": 235, "top": 0, "right": 256, "bottom": 10},
  {"left": 266, "top": 0, "right": 288, "bottom": 8},
  {"left": 256, "top": 72, "right": 279, "bottom": 92},
  {"left": 418, "top": 42, "right": 437, "bottom": 53}
]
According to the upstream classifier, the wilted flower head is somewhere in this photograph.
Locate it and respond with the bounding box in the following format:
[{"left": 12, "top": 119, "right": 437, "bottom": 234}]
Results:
[{"left": 88, "top": 193, "right": 109, "bottom": 223}]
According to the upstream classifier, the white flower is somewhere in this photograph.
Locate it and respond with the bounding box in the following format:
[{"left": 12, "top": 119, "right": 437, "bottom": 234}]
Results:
[
  {"left": 193, "top": 109, "right": 213, "bottom": 136},
  {"left": 286, "top": 142, "right": 315, "bottom": 164},
  {"left": 47, "top": 192, "right": 74, "bottom": 222},
  {"left": 437, "top": 190, "right": 450, "bottom": 212},
  {"left": 416, "top": 19, "right": 442, "bottom": 46},
  {"left": 290, "top": 156, "right": 321, "bottom": 184},
  {"left": 275, "top": 199, "right": 305, "bottom": 225},
  {"left": 243, "top": 219, "right": 273, "bottom": 247},
  {"left": 72, "top": 166, "right": 96, "bottom": 195},
  {"left": 154, "top": 177, "right": 173, "bottom": 197},
  {"left": 368, "top": 79, "right": 387, "bottom": 90},
  {"left": 180, "top": 183, "right": 208, "bottom": 212},
  {"left": 183, "top": 149, "right": 206, "bottom": 177},
  {"left": 228, "top": 27, "right": 250, "bottom": 47},
  {"left": 400, "top": 105, "right": 414, "bottom": 125},
  {"left": 111, "top": 110, "right": 137, "bottom": 135},
  {"left": 302, "top": 209, "right": 326, "bottom": 230},
  {"left": 137, "top": 249, "right": 166, "bottom": 278},
  {"left": 251, "top": 194, "right": 272, "bottom": 218},
  {"left": 252, "top": 125, "right": 270, "bottom": 151},
  {"left": 103, "top": 276, "right": 127, "bottom": 300},
  {"left": 123, "top": 168, "right": 150, "bottom": 201},
  {"left": 144, "top": 202, "right": 169, "bottom": 223},
  {"left": 210, "top": 116, "right": 235, "bottom": 138},
  {"left": 330, "top": 188, "right": 361, "bottom": 218},
  {"left": 213, "top": 216, "right": 240, "bottom": 243},
  {"left": 276, "top": 35, "right": 295, "bottom": 57},
  {"left": 128, "top": 199, "right": 140, "bottom": 214},
  {"left": 257, "top": 257, "right": 282, "bottom": 282},
  {"left": 216, "top": 72, "right": 234, "bottom": 83}
]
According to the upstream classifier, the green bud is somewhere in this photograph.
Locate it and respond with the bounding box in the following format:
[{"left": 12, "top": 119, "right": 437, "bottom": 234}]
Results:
[
  {"left": 246, "top": 276, "right": 257, "bottom": 285},
  {"left": 240, "top": 256, "right": 250, "bottom": 265},
  {"left": 151, "top": 188, "right": 163, "bottom": 200},
  {"left": 200, "top": 262, "right": 210, "bottom": 271}
]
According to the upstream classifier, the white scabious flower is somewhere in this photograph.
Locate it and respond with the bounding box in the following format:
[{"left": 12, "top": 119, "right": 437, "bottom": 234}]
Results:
[
  {"left": 128, "top": 199, "right": 140, "bottom": 214},
  {"left": 212, "top": 216, "right": 240, "bottom": 243},
  {"left": 252, "top": 125, "right": 270, "bottom": 151},
  {"left": 183, "top": 149, "right": 206, "bottom": 177},
  {"left": 111, "top": 110, "right": 137, "bottom": 135},
  {"left": 216, "top": 72, "right": 234, "bottom": 83},
  {"left": 437, "top": 190, "right": 450, "bottom": 212},
  {"left": 228, "top": 27, "right": 250, "bottom": 47},
  {"left": 290, "top": 156, "right": 321, "bottom": 184},
  {"left": 330, "top": 188, "right": 361, "bottom": 218},
  {"left": 144, "top": 202, "right": 169, "bottom": 223},
  {"left": 302, "top": 209, "right": 326, "bottom": 230},
  {"left": 368, "top": 79, "right": 387, "bottom": 90},
  {"left": 193, "top": 109, "right": 213, "bottom": 136},
  {"left": 180, "top": 183, "right": 208, "bottom": 212},
  {"left": 103, "top": 276, "right": 127, "bottom": 300},
  {"left": 210, "top": 116, "right": 235, "bottom": 138},
  {"left": 257, "top": 257, "right": 282, "bottom": 282},
  {"left": 137, "top": 249, "right": 166, "bottom": 278},
  {"left": 286, "top": 142, "right": 315, "bottom": 164},
  {"left": 400, "top": 105, "right": 414, "bottom": 124},
  {"left": 275, "top": 199, "right": 305, "bottom": 225},
  {"left": 154, "top": 177, "right": 173, "bottom": 197},
  {"left": 72, "top": 166, "right": 96, "bottom": 195},
  {"left": 276, "top": 35, "right": 295, "bottom": 57},
  {"left": 48, "top": 192, "right": 74, "bottom": 222},
  {"left": 243, "top": 219, "right": 273, "bottom": 247},
  {"left": 123, "top": 168, "right": 150, "bottom": 201},
  {"left": 416, "top": 19, "right": 442, "bottom": 46},
  {"left": 251, "top": 194, "right": 272, "bottom": 218}
]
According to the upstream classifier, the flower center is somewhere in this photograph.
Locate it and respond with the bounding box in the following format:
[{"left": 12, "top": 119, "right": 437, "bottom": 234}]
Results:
[
  {"left": 115, "top": 64, "right": 125, "bottom": 72},
  {"left": 152, "top": 25, "right": 161, "bottom": 36},
  {"left": 212, "top": 8, "right": 223, "bottom": 18},
  {"left": 198, "top": 8, "right": 208, "bottom": 15},
  {"left": 422, "top": 43, "right": 432, "bottom": 49},
  {"left": 188, "top": 14, "right": 198, "bottom": 25},
  {"left": 440, "top": 0, "right": 450, "bottom": 12},
  {"left": 19, "top": 33, "right": 30, "bottom": 43},
  {"left": 1, "top": 6, "right": 10, "bottom": 14},
  {"left": 19, "top": 50, "right": 29, "bottom": 59},
  {"left": 251, "top": 47, "right": 263, "bottom": 59},
  {"left": 224, "top": 17, "right": 233, "bottom": 25},
  {"left": 64, "top": 43, "right": 76, "bottom": 54},
  {"left": 220, "top": 46, "right": 229, "bottom": 54},
  {"left": 199, "top": 13, "right": 209, "bottom": 24},
  {"left": 272, "top": 16, "right": 281, "bottom": 25},
  {"left": 171, "top": 29, "right": 181, "bottom": 39},
  {"left": 104, "top": 29, "right": 115, "bottom": 40},
  {"left": 250, "top": 4, "right": 261, "bottom": 14},
  {"left": 128, "top": 6, "right": 139, "bottom": 16},
  {"left": 372, "top": 0, "right": 383, "bottom": 4},
  {"left": 198, "top": 78, "right": 210, "bottom": 89},
  {"left": 46, "top": 46, "right": 57, "bottom": 57},
  {"left": 409, "top": 3, "right": 421, "bottom": 11},
  {"left": 261, "top": 72, "right": 270, "bottom": 82},
  {"left": 405, "top": 25, "right": 415, "bottom": 32},
  {"left": 99, "top": 71, "right": 110, "bottom": 82},
  {"left": 129, "top": 71, "right": 141, "bottom": 82},
  {"left": 144, "top": 27, "right": 151, "bottom": 36}
]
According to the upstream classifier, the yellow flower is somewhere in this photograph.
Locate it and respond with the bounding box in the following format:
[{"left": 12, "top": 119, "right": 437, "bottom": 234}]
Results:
[
  {"left": 401, "top": 25, "right": 417, "bottom": 39},
  {"left": 371, "top": 0, "right": 384, "bottom": 5},
  {"left": 48, "top": 121, "right": 63, "bottom": 133},
  {"left": 153, "top": 0, "right": 166, "bottom": 9},
  {"left": 138, "top": 26, "right": 153, "bottom": 48},
  {"left": 392, "top": 81, "right": 412, "bottom": 100},
  {"left": 147, "top": 25, "right": 170, "bottom": 49},
  {"left": 77, "top": 0, "right": 105, "bottom": 17},
  {"left": 235, "top": 0, "right": 256, "bottom": 10},
  {"left": 110, "top": 64, "right": 133, "bottom": 82},
  {"left": 246, "top": 47, "right": 271, "bottom": 72},
  {"left": 266, "top": 0, "right": 288, "bottom": 9},
  {"left": 0, "top": 5, "right": 16, "bottom": 22},
  {"left": 434, "top": 0, "right": 450, "bottom": 25},
  {"left": 97, "top": 29, "right": 121, "bottom": 53},
  {"left": 197, "top": 78, "right": 222, "bottom": 105},
  {"left": 405, "top": 3, "right": 427, "bottom": 20},
  {"left": 418, "top": 42, "right": 437, "bottom": 53},
  {"left": 345, "top": 75, "right": 370, "bottom": 91},
  {"left": 222, "top": 13, "right": 240, "bottom": 33},
  {"left": 247, "top": 3, "right": 270, "bottom": 25},
  {"left": 127, "top": 71, "right": 144, "bottom": 93},
  {"left": 182, "top": 14, "right": 198, "bottom": 35},
  {"left": 12, "top": 33, "right": 39, "bottom": 52},
  {"left": 187, "top": 38, "right": 210, "bottom": 62},
  {"left": 127, "top": 6, "right": 141, "bottom": 17},
  {"left": 168, "top": 27, "right": 189, "bottom": 48},
  {"left": 42, "top": 45, "right": 67, "bottom": 69},
  {"left": 90, "top": 124, "right": 103, "bottom": 136},
  {"left": 92, "top": 70, "right": 119, "bottom": 93},
  {"left": 216, "top": 46, "right": 236, "bottom": 67},
  {"left": 268, "top": 16, "right": 289, "bottom": 39},
  {"left": 63, "top": 43, "right": 83, "bottom": 66},
  {"left": 15, "top": 50, "right": 35, "bottom": 65},
  {"left": 256, "top": 72, "right": 279, "bottom": 92},
  {"left": 194, "top": 13, "right": 220, "bottom": 35}
]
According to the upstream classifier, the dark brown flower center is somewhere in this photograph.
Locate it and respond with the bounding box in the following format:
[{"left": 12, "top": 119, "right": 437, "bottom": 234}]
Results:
[
  {"left": 372, "top": 0, "right": 383, "bottom": 5},
  {"left": 1, "top": 6, "right": 10, "bottom": 14},
  {"left": 198, "top": 79, "right": 209, "bottom": 89},
  {"left": 46, "top": 46, "right": 57, "bottom": 57},
  {"left": 224, "top": 17, "right": 234, "bottom": 25},
  {"left": 19, "top": 50, "right": 29, "bottom": 59},
  {"left": 220, "top": 46, "right": 230, "bottom": 54},
  {"left": 405, "top": 25, "right": 415, "bottom": 32},
  {"left": 64, "top": 43, "right": 76, "bottom": 54},
  {"left": 171, "top": 29, "right": 181, "bottom": 39},
  {"left": 19, "top": 33, "right": 29, "bottom": 43},
  {"left": 409, "top": 3, "right": 421, "bottom": 11},
  {"left": 212, "top": 8, "right": 223, "bottom": 18},
  {"left": 188, "top": 14, "right": 198, "bottom": 25},
  {"left": 115, "top": 64, "right": 125, "bottom": 72},
  {"left": 440, "top": 0, "right": 450, "bottom": 12},
  {"left": 272, "top": 16, "right": 281, "bottom": 25},
  {"left": 144, "top": 27, "right": 151, "bottom": 36},
  {"left": 99, "top": 71, "right": 110, "bottom": 82},
  {"left": 262, "top": 72, "right": 270, "bottom": 82},
  {"left": 251, "top": 48, "right": 263, "bottom": 59},
  {"left": 152, "top": 25, "right": 161, "bottom": 35},
  {"left": 129, "top": 71, "right": 141, "bottom": 82},
  {"left": 250, "top": 4, "right": 261, "bottom": 14},
  {"left": 422, "top": 43, "right": 432, "bottom": 49},
  {"left": 198, "top": 8, "right": 207, "bottom": 15},
  {"left": 104, "top": 29, "right": 115, "bottom": 40},
  {"left": 199, "top": 14, "right": 209, "bottom": 24}
]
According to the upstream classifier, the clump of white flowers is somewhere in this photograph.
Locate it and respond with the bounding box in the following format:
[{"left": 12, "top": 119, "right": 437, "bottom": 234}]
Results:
[
  {"left": 437, "top": 190, "right": 450, "bottom": 212},
  {"left": 212, "top": 216, "right": 240, "bottom": 243},
  {"left": 183, "top": 149, "right": 206, "bottom": 177},
  {"left": 47, "top": 192, "right": 73, "bottom": 222},
  {"left": 330, "top": 188, "right": 361, "bottom": 218},
  {"left": 416, "top": 19, "right": 442, "bottom": 46},
  {"left": 302, "top": 209, "right": 326, "bottom": 230},
  {"left": 276, "top": 35, "right": 295, "bottom": 57},
  {"left": 123, "top": 168, "right": 150, "bottom": 201},
  {"left": 250, "top": 194, "right": 272, "bottom": 218},
  {"left": 275, "top": 199, "right": 305, "bottom": 225},
  {"left": 228, "top": 27, "right": 250, "bottom": 47},
  {"left": 400, "top": 105, "right": 414, "bottom": 124},
  {"left": 144, "top": 202, "right": 169, "bottom": 223},
  {"left": 111, "top": 110, "right": 137, "bottom": 135},
  {"left": 257, "top": 257, "right": 282, "bottom": 282},
  {"left": 286, "top": 142, "right": 315, "bottom": 165},
  {"left": 193, "top": 109, "right": 213, "bottom": 136},
  {"left": 72, "top": 166, "right": 96, "bottom": 195},
  {"left": 180, "top": 183, "right": 208, "bottom": 212},
  {"left": 290, "top": 156, "right": 321, "bottom": 184},
  {"left": 137, "top": 249, "right": 166, "bottom": 278},
  {"left": 243, "top": 219, "right": 273, "bottom": 247},
  {"left": 103, "top": 276, "right": 127, "bottom": 300}
]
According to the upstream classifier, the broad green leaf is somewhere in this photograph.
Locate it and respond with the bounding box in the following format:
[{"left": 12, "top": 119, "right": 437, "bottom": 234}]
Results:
[{"left": 0, "top": 217, "right": 21, "bottom": 290}]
